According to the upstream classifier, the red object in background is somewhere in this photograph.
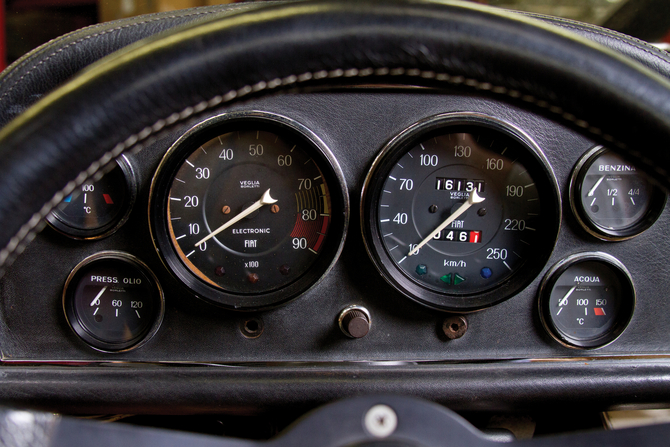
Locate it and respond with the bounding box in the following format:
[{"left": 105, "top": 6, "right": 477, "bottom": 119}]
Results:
[{"left": 0, "top": 0, "right": 6, "bottom": 71}]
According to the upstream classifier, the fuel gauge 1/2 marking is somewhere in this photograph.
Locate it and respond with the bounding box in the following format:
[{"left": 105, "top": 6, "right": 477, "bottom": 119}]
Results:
[
  {"left": 570, "top": 146, "right": 666, "bottom": 240},
  {"left": 63, "top": 252, "right": 164, "bottom": 352},
  {"left": 539, "top": 252, "right": 635, "bottom": 349}
]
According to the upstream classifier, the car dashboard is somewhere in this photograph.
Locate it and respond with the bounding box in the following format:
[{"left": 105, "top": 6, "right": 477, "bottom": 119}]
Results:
[{"left": 1, "top": 0, "right": 670, "bottom": 435}]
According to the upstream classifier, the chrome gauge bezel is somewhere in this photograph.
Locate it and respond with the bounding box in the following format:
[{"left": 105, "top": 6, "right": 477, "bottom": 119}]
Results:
[
  {"left": 569, "top": 146, "right": 667, "bottom": 241},
  {"left": 47, "top": 155, "right": 137, "bottom": 240},
  {"left": 361, "top": 113, "right": 561, "bottom": 312},
  {"left": 538, "top": 252, "right": 635, "bottom": 350},
  {"left": 150, "top": 111, "right": 349, "bottom": 311},
  {"left": 63, "top": 251, "right": 165, "bottom": 353}
]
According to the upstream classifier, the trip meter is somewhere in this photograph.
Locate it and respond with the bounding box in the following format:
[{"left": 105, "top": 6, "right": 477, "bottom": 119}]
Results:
[
  {"left": 362, "top": 113, "right": 561, "bottom": 311},
  {"left": 151, "top": 112, "right": 347, "bottom": 310}
]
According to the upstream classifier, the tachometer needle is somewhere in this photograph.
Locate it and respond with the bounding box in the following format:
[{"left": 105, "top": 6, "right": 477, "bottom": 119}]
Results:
[
  {"left": 587, "top": 175, "right": 606, "bottom": 197},
  {"left": 558, "top": 285, "right": 577, "bottom": 307},
  {"left": 194, "top": 188, "right": 277, "bottom": 247},
  {"left": 408, "top": 190, "right": 485, "bottom": 256},
  {"left": 90, "top": 286, "right": 107, "bottom": 307}
]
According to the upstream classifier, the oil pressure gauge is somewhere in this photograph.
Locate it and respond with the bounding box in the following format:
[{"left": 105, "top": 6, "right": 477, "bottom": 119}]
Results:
[
  {"left": 539, "top": 253, "right": 635, "bottom": 349},
  {"left": 570, "top": 146, "right": 666, "bottom": 240},
  {"left": 63, "top": 252, "right": 164, "bottom": 352}
]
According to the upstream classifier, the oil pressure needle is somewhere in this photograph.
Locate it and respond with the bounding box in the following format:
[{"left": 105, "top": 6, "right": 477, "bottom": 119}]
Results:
[
  {"left": 194, "top": 188, "right": 277, "bottom": 247},
  {"left": 408, "top": 190, "right": 485, "bottom": 256},
  {"left": 90, "top": 286, "right": 107, "bottom": 307}
]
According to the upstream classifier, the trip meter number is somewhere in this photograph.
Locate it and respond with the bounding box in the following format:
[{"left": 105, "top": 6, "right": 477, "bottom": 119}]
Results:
[{"left": 362, "top": 114, "right": 560, "bottom": 312}]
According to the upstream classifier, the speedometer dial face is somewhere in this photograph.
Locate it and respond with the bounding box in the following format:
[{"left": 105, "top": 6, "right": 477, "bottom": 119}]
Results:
[
  {"left": 151, "top": 112, "right": 347, "bottom": 310},
  {"left": 362, "top": 114, "right": 560, "bottom": 311}
]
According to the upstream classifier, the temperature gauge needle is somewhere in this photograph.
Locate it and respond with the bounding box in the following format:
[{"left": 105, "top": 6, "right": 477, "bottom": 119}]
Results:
[
  {"left": 587, "top": 175, "right": 606, "bottom": 197},
  {"left": 195, "top": 188, "right": 277, "bottom": 247},
  {"left": 558, "top": 285, "right": 577, "bottom": 306},
  {"left": 90, "top": 286, "right": 107, "bottom": 307},
  {"left": 408, "top": 191, "right": 485, "bottom": 256}
]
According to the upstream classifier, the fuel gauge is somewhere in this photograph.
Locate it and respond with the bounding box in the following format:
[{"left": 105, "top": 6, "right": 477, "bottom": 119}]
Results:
[
  {"left": 570, "top": 146, "right": 666, "bottom": 240},
  {"left": 539, "top": 253, "right": 635, "bottom": 349}
]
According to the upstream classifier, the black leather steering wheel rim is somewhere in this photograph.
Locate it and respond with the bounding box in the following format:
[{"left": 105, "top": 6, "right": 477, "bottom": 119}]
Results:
[{"left": 2, "top": 0, "right": 670, "bottom": 271}]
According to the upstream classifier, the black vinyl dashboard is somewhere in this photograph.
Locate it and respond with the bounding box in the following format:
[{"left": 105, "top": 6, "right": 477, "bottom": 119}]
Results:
[{"left": 3, "top": 0, "right": 670, "bottom": 417}]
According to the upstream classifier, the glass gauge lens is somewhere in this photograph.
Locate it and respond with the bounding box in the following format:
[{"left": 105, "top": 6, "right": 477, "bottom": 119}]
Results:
[
  {"left": 571, "top": 146, "right": 666, "bottom": 240},
  {"left": 63, "top": 252, "right": 164, "bottom": 352},
  {"left": 539, "top": 253, "right": 635, "bottom": 349},
  {"left": 151, "top": 113, "right": 347, "bottom": 310},
  {"left": 362, "top": 114, "right": 560, "bottom": 312},
  {"left": 47, "top": 157, "right": 136, "bottom": 239}
]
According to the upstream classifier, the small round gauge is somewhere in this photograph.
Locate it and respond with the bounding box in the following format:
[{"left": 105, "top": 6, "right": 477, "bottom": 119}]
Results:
[
  {"left": 362, "top": 113, "right": 561, "bottom": 312},
  {"left": 63, "top": 252, "right": 164, "bottom": 352},
  {"left": 47, "top": 156, "right": 136, "bottom": 239},
  {"left": 570, "top": 146, "right": 666, "bottom": 240},
  {"left": 151, "top": 112, "right": 348, "bottom": 310},
  {"left": 538, "top": 253, "right": 635, "bottom": 349}
]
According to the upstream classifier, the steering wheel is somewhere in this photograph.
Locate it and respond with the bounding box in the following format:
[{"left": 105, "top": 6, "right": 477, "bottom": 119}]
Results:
[{"left": 1, "top": 0, "right": 670, "bottom": 444}]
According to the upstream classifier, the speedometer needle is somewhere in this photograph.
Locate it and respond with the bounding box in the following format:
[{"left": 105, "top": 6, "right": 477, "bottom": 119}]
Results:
[
  {"left": 194, "top": 188, "right": 277, "bottom": 247},
  {"left": 408, "top": 191, "right": 485, "bottom": 256}
]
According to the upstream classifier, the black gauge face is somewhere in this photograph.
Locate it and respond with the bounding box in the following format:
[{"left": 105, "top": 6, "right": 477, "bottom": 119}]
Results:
[
  {"left": 362, "top": 114, "right": 560, "bottom": 311},
  {"left": 571, "top": 147, "right": 666, "bottom": 240},
  {"left": 47, "top": 157, "right": 135, "bottom": 239},
  {"left": 151, "top": 113, "right": 347, "bottom": 310},
  {"left": 63, "top": 252, "right": 164, "bottom": 352},
  {"left": 539, "top": 253, "right": 635, "bottom": 349}
]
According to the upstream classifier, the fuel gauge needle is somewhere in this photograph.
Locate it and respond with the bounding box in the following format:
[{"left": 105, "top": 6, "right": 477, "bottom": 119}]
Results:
[
  {"left": 195, "top": 188, "right": 277, "bottom": 247},
  {"left": 90, "top": 286, "right": 107, "bottom": 307},
  {"left": 587, "top": 175, "right": 606, "bottom": 197},
  {"left": 408, "top": 190, "right": 485, "bottom": 256}
]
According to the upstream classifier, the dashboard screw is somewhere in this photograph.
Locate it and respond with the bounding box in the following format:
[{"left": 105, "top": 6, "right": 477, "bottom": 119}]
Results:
[
  {"left": 222, "top": 205, "right": 231, "bottom": 214},
  {"left": 477, "top": 208, "right": 487, "bottom": 216},
  {"left": 364, "top": 404, "right": 398, "bottom": 438},
  {"left": 271, "top": 204, "right": 280, "bottom": 213},
  {"left": 443, "top": 316, "right": 468, "bottom": 339},
  {"left": 429, "top": 204, "right": 438, "bottom": 213}
]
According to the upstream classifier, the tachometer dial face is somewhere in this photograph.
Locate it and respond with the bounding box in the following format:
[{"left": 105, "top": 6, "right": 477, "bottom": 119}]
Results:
[
  {"left": 362, "top": 114, "right": 560, "bottom": 311},
  {"left": 151, "top": 112, "right": 347, "bottom": 310},
  {"left": 570, "top": 146, "right": 666, "bottom": 240}
]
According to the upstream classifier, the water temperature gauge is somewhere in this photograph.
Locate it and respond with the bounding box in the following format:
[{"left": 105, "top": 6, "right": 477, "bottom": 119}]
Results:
[
  {"left": 539, "top": 253, "right": 635, "bottom": 349},
  {"left": 63, "top": 252, "right": 164, "bottom": 352}
]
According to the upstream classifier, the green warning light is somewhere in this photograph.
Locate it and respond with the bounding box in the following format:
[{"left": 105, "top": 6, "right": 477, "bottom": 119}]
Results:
[
  {"left": 416, "top": 264, "right": 428, "bottom": 275},
  {"left": 440, "top": 273, "right": 452, "bottom": 284}
]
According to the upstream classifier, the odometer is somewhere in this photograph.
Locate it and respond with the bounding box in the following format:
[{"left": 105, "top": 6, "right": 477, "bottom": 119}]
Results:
[
  {"left": 362, "top": 113, "right": 560, "bottom": 311},
  {"left": 151, "top": 112, "right": 348, "bottom": 310}
]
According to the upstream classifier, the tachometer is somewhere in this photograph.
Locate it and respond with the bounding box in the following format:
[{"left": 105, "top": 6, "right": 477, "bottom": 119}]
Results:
[
  {"left": 362, "top": 113, "right": 560, "bottom": 311},
  {"left": 151, "top": 112, "right": 348, "bottom": 310}
]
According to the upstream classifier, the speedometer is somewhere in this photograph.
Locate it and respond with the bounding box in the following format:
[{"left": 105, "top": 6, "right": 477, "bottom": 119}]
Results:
[
  {"left": 151, "top": 112, "right": 348, "bottom": 310},
  {"left": 361, "top": 113, "right": 561, "bottom": 311}
]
